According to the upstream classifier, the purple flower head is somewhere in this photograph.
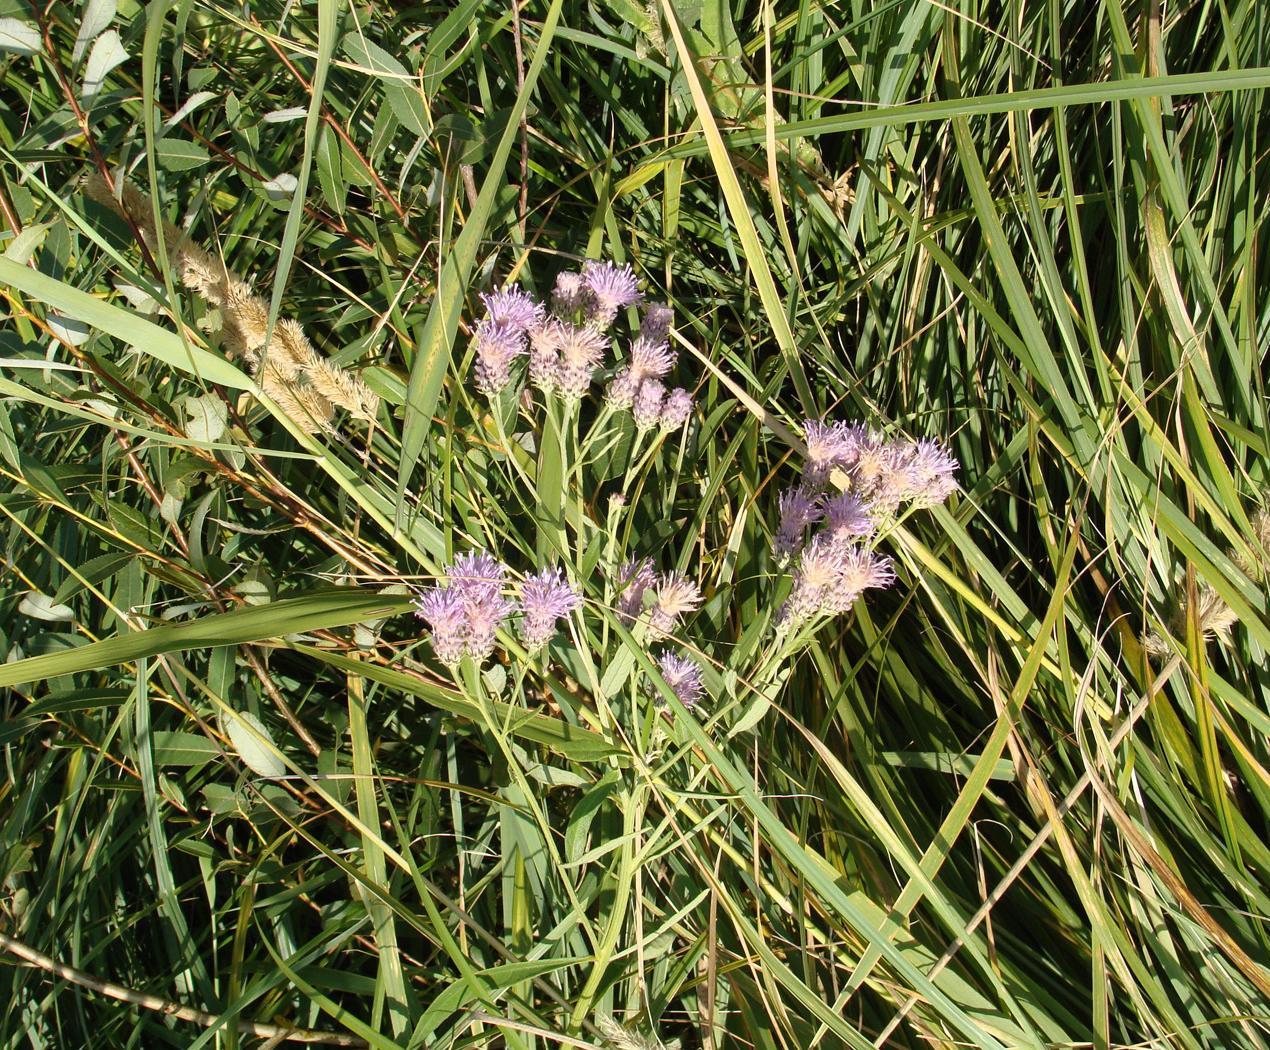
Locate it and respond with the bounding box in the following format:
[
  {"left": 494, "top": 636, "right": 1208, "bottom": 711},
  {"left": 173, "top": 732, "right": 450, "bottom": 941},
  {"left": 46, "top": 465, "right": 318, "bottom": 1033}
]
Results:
[
  {"left": 781, "top": 539, "right": 893, "bottom": 626},
  {"left": 839, "top": 546, "right": 895, "bottom": 594},
  {"left": 581, "top": 261, "right": 641, "bottom": 329},
  {"left": 528, "top": 320, "right": 564, "bottom": 394},
  {"left": 472, "top": 319, "right": 526, "bottom": 395},
  {"left": 628, "top": 334, "right": 675, "bottom": 382},
  {"left": 780, "top": 536, "right": 848, "bottom": 626},
  {"left": 659, "top": 387, "right": 693, "bottom": 430},
  {"left": 519, "top": 568, "right": 581, "bottom": 651},
  {"left": 554, "top": 323, "right": 609, "bottom": 400},
  {"left": 415, "top": 552, "right": 516, "bottom": 666},
  {"left": 639, "top": 302, "right": 674, "bottom": 344},
  {"left": 479, "top": 287, "right": 544, "bottom": 334},
  {"left": 447, "top": 551, "right": 506, "bottom": 608},
  {"left": 905, "top": 438, "right": 959, "bottom": 507},
  {"left": 647, "top": 572, "right": 703, "bottom": 638},
  {"left": 774, "top": 485, "right": 822, "bottom": 560},
  {"left": 849, "top": 428, "right": 892, "bottom": 490},
  {"left": 802, "top": 419, "right": 886, "bottom": 487},
  {"left": 605, "top": 367, "right": 640, "bottom": 410},
  {"left": 414, "top": 587, "right": 468, "bottom": 666},
  {"left": 551, "top": 270, "right": 589, "bottom": 316},
  {"left": 653, "top": 650, "right": 705, "bottom": 709},
  {"left": 837, "top": 423, "right": 875, "bottom": 465},
  {"left": 802, "top": 419, "right": 854, "bottom": 485},
  {"left": 617, "top": 557, "right": 657, "bottom": 622},
  {"left": 466, "top": 592, "right": 517, "bottom": 663},
  {"left": 822, "top": 547, "right": 894, "bottom": 615},
  {"left": 855, "top": 439, "right": 925, "bottom": 515},
  {"left": 632, "top": 380, "right": 665, "bottom": 431},
  {"left": 822, "top": 493, "right": 875, "bottom": 545}
]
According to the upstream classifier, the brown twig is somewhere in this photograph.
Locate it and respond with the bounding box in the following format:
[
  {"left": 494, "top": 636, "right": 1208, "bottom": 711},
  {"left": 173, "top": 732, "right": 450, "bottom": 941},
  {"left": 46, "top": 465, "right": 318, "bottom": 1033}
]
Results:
[
  {"left": 510, "top": 0, "right": 529, "bottom": 232},
  {"left": 243, "top": 645, "right": 324, "bottom": 756},
  {"left": 256, "top": 24, "right": 409, "bottom": 223},
  {"left": 0, "top": 931, "right": 366, "bottom": 1046}
]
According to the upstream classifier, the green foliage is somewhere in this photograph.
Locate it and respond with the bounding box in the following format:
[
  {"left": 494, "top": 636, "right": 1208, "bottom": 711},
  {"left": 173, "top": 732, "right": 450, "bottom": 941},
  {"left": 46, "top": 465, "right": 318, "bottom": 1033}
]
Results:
[{"left": 1, "top": 0, "right": 1269, "bottom": 1047}]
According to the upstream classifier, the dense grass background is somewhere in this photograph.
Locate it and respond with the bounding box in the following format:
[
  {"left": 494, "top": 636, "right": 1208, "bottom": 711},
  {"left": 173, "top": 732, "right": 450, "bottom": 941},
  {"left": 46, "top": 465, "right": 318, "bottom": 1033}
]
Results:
[{"left": 1, "top": 0, "right": 1269, "bottom": 1046}]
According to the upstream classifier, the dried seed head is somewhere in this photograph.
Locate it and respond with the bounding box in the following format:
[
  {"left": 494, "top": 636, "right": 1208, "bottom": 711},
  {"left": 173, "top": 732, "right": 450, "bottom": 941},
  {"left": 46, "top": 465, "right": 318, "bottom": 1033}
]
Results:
[{"left": 647, "top": 572, "right": 703, "bottom": 638}]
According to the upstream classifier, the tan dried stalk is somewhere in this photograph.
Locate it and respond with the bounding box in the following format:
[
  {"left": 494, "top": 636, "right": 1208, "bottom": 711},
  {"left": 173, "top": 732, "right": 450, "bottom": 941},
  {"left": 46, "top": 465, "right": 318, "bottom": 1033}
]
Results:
[{"left": 83, "top": 174, "right": 379, "bottom": 428}]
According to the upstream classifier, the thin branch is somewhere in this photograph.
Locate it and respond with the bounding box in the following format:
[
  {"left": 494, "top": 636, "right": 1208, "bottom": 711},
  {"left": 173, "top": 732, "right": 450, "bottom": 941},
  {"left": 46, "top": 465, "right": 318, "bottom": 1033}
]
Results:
[{"left": 0, "top": 932, "right": 366, "bottom": 1047}]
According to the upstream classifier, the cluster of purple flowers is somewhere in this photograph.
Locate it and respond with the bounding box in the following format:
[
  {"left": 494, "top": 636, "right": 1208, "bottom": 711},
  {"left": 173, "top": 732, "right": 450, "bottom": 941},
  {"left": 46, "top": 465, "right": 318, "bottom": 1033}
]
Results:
[
  {"left": 616, "top": 558, "right": 704, "bottom": 640},
  {"left": 800, "top": 420, "right": 959, "bottom": 512},
  {"left": 774, "top": 418, "right": 959, "bottom": 627},
  {"left": 605, "top": 303, "right": 694, "bottom": 432},
  {"left": 469, "top": 264, "right": 694, "bottom": 427},
  {"left": 413, "top": 552, "right": 580, "bottom": 665}
]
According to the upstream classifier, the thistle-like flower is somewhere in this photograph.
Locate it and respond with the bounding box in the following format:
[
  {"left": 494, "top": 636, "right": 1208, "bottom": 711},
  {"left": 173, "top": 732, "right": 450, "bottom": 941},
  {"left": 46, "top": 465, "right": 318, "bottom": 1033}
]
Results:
[
  {"left": 605, "top": 367, "right": 641, "bottom": 409},
  {"left": 653, "top": 650, "right": 705, "bottom": 709},
  {"left": 628, "top": 334, "right": 675, "bottom": 382},
  {"left": 519, "top": 569, "right": 581, "bottom": 651},
  {"left": 414, "top": 587, "right": 469, "bottom": 666},
  {"left": 479, "top": 287, "right": 544, "bottom": 333},
  {"left": 554, "top": 322, "right": 609, "bottom": 400},
  {"left": 464, "top": 591, "right": 517, "bottom": 663},
  {"left": 528, "top": 319, "right": 564, "bottom": 394},
  {"left": 647, "top": 572, "right": 703, "bottom": 638},
  {"left": 829, "top": 546, "right": 895, "bottom": 612},
  {"left": 904, "top": 438, "right": 959, "bottom": 507},
  {"left": 632, "top": 380, "right": 665, "bottom": 431},
  {"left": 659, "top": 387, "right": 693, "bottom": 430},
  {"left": 780, "top": 538, "right": 893, "bottom": 626},
  {"left": 617, "top": 558, "right": 657, "bottom": 622},
  {"left": 639, "top": 301, "right": 673, "bottom": 344},
  {"left": 774, "top": 485, "right": 821, "bottom": 560},
  {"left": 412, "top": 552, "right": 515, "bottom": 665},
  {"left": 849, "top": 428, "right": 891, "bottom": 492},
  {"left": 447, "top": 551, "right": 507, "bottom": 605},
  {"left": 472, "top": 319, "right": 527, "bottom": 394},
  {"left": 552, "top": 270, "right": 589, "bottom": 316},
  {"left": 775, "top": 415, "right": 957, "bottom": 636},
  {"left": 781, "top": 536, "right": 845, "bottom": 625},
  {"left": 822, "top": 492, "right": 874, "bottom": 545},
  {"left": 414, "top": 552, "right": 525, "bottom": 665},
  {"left": 803, "top": 419, "right": 860, "bottom": 486},
  {"left": 581, "top": 260, "right": 641, "bottom": 329}
]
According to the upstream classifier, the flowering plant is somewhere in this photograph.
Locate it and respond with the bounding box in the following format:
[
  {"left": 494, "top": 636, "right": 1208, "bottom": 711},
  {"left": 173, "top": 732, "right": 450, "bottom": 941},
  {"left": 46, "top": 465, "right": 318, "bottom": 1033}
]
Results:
[{"left": 411, "top": 263, "right": 961, "bottom": 735}]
